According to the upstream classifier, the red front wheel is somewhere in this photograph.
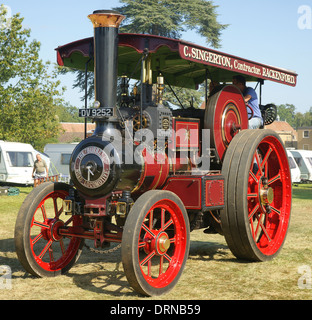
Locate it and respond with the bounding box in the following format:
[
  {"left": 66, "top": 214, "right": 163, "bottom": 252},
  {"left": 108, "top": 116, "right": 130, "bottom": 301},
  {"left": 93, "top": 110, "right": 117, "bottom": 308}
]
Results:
[
  {"left": 221, "top": 129, "right": 292, "bottom": 261},
  {"left": 121, "top": 190, "right": 190, "bottom": 296},
  {"left": 15, "top": 182, "right": 84, "bottom": 277}
]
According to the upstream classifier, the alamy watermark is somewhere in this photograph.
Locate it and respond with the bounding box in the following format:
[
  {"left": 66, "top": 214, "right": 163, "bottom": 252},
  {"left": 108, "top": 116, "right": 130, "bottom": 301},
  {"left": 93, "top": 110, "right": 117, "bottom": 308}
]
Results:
[
  {"left": 100, "top": 123, "right": 211, "bottom": 174},
  {"left": 0, "top": 265, "right": 12, "bottom": 290},
  {"left": 298, "top": 5, "right": 312, "bottom": 29}
]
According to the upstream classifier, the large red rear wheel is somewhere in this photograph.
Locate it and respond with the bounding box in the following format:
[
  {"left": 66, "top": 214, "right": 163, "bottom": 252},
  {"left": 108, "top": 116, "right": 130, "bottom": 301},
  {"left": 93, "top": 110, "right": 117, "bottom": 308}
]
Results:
[
  {"left": 221, "top": 129, "right": 291, "bottom": 261},
  {"left": 121, "top": 190, "right": 190, "bottom": 296},
  {"left": 15, "top": 182, "right": 84, "bottom": 277}
]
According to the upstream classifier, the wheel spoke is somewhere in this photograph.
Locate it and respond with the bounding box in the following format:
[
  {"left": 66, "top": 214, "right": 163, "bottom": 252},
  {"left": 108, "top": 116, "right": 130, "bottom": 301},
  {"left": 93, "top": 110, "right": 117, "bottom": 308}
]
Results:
[
  {"left": 31, "top": 233, "right": 43, "bottom": 245},
  {"left": 49, "top": 247, "right": 54, "bottom": 263},
  {"left": 268, "top": 173, "right": 281, "bottom": 185},
  {"left": 164, "top": 253, "right": 172, "bottom": 262},
  {"left": 250, "top": 208, "right": 273, "bottom": 244},
  {"left": 163, "top": 218, "right": 173, "bottom": 231},
  {"left": 249, "top": 170, "right": 258, "bottom": 183},
  {"left": 33, "top": 220, "right": 49, "bottom": 229},
  {"left": 142, "top": 223, "right": 156, "bottom": 237},
  {"left": 271, "top": 206, "right": 281, "bottom": 215},
  {"left": 254, "top": 212, "right": 264, "bottom": 238},
  {"left": 149, "top": 209, "right": 154, "bottom": 230},
  {"left": 260, "top": 147, "right": 272, "bottom": 173},
  {"left": 138, "top": 241, "right": 146, "bottom": 248},
  {"left": 41, "top": 204, "right": 47, "bottom": 220},
  {"left": 140, "top": 251, "right": 155, "bottom": 267},
  {"left": 53, "top": 197, "right": 63, "bottom": 218},
  {"left": 38, "top": 239, "right": 53, "bottom": 259},
  {"left": 247, "top": 193, "right": 257, "bottom": 198},
  {"left": 59, "top": 238, "right": 66, "bottom": 255},
  {"left": 254, "top": 150, "right": 262, "bottom": 175},
  {"left": 161, "top": 208, "right": 165, "bottom": 229},
  {"left": 258, "top": 219, "right": 272, "bottom": 242},
  {"left": 248, "top": 204, "right": 260, "bottom": 220},
  {"left": 64, "top": 216, "right": 73, "bottom": 226}
]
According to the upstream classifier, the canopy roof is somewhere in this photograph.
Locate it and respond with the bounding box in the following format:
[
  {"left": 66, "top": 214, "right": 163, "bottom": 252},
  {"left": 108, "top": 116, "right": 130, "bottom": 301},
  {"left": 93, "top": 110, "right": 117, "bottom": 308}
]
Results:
[{"left": 56, "top": 33, "right": 297, "bottom": 89}]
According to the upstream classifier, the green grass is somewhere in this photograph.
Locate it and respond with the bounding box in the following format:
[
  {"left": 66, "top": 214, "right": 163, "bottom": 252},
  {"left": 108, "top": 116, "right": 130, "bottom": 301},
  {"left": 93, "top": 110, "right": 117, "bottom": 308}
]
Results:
[{"left": 0, "top": 184, "right": 312, "bottom": 300}]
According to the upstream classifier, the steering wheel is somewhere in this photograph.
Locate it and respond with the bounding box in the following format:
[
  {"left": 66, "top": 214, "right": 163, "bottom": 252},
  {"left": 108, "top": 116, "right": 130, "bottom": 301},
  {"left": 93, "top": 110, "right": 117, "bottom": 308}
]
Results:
[{"left": 246, "top": 104, "right": 254, "bottom": 120}]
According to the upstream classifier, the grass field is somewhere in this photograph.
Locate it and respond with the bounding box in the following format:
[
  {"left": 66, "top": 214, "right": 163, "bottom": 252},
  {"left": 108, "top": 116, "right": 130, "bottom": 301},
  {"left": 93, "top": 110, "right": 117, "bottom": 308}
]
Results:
[{"left": 0, "top": 184, "right": 312, "bottom": 300}]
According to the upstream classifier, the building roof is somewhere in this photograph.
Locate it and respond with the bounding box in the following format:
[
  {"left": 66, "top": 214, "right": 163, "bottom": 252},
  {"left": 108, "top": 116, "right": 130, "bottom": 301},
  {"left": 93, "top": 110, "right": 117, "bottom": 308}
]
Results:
[
  {"left": 60, "top": 122, "right": 95, "bottom": 132},
  {"left": 265, "top": 121, "right": 297, "bottom": 139},
  {"left": 58, "top": 122, "right": 95, "bottom": 143}
]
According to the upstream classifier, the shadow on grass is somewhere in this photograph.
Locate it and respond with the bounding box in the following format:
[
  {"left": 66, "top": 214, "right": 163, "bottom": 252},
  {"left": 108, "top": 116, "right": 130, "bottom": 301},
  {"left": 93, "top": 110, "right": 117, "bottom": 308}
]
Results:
[
  {"left": 292, "top": 184, "right": 312, "bottom": 201},
  {"left": 68, "top": 263, "right": 139, "bottom": 297},
  {"left": 0, "top": 237, "right": 139, "bottom": 297},
  {"left": 0, "top": 238, "right": 31, "bottom": 278},
  {"left": 0, "top": 236, "right": 249, "bottom": 298},
  {"left": 188, "top": 240, "right": 232, "bottom": 262}
]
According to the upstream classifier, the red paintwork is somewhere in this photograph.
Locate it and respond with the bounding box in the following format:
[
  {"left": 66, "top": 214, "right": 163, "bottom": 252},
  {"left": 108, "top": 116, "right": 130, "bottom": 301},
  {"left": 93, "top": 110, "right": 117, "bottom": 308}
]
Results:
[
  {"left": 29, "top": 190, "right": 83, "bottom": 272},
  {"left": 206, "top": 85, "right": 249, "bottom": 161},
  {"left": 247, "top": 135, "right": 291, "bottom": 256},
  {"left": 163, "top": 177, "right": 202, "bottom": 210},
  {"left": 133, "top": 150, "right": 170, "bottom": 194},
  {"left": 162, "top": 175, "right": 225, "bottom": 210},
  {"left": 56, "top": 33, "right": 297, "bottom": 87},
  {"left": 170, "top": 118, "right": 200, "bottom": 151},
  {"left": 137, "top": 197, "right": 188, "bottom": 288},
  {"left": 205, "top": 179, "right": 224, "bottom": 208}
]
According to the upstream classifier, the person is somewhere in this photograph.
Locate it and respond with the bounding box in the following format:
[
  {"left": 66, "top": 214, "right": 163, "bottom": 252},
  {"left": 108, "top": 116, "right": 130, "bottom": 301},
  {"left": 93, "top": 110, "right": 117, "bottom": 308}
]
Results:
[
  {"left": 209, "top": 80, "right": 220, "bottom": 94},
  {"left": 232, "top": 75, "right": 263, "bottom": 129},
  {"left": 32, "top": 154, "right": 48, "bottom": 179}
]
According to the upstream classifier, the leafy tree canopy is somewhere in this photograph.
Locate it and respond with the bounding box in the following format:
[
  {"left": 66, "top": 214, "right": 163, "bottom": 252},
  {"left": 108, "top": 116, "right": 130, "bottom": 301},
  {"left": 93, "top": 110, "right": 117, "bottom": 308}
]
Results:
[
  {"left": 277, "top": 104, "right": 312, "bottom": 129},
  {"left": 65, "top": 0, "right": 227, "bottom": 108},
  {"left": 115, "top": 0, "right": 227, "bottom": 48},
  {"left": 0, "top": 6, "right": 77, "bottom": 151},
  {"left": 116, "top": 0, "right": 228, "bottom": 108}
]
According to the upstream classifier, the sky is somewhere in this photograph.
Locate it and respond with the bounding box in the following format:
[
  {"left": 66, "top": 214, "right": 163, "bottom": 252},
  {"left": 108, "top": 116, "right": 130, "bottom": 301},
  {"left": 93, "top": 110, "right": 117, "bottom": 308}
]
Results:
[{"left": 2, "top": 0, "right": 312, "bottom": 113}]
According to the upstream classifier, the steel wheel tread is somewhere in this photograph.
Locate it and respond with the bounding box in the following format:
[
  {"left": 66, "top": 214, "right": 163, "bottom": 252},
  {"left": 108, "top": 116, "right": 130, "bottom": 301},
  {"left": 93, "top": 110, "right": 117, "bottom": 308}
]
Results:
[
  {"left": 221, "top": 129, "right": 291, "bottom": 261},
  {"left": 14, "top": 182, "right": 84, "bottom": 277},
  {"left": 121, "top": 190, "right": 190, "bottom": 296}
]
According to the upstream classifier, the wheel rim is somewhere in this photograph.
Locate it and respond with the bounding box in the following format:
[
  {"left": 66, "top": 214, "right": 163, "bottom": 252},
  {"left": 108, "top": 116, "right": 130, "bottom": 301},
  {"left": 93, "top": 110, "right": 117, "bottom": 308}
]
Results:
[
  {"left": 221, "top": 102, "right": 243, "bottom": 147},
  {"left": 247, "top": 135, "right": 291, "bottom": 256},
  {"left": 137, "top": 199, "right": 187, "bottom": 289},
  {"left": 29, "top": 190, "right": 82, "bottom": 272},
  {"left": 205, "top": 85, "right": 248, "bottom": 161}
]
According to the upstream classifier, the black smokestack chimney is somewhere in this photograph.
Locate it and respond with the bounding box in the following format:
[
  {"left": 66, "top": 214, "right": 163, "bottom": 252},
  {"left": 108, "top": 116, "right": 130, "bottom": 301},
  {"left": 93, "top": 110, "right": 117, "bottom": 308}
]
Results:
[{"left": 88, "top": 10, "right": 125, "bottom": 134}]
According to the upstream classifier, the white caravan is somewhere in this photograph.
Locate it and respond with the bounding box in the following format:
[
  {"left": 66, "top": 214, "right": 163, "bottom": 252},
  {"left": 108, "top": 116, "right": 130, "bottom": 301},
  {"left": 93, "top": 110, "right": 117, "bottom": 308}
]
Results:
[
  {"left": 289, "top": 149, "right": 312, "bottom": 182},
  {"left": 44, "top": 143, "right": 78, "bottom": 182},
  {"left": 287, "top": 150, "right": 301, "bottom": 183},
  {"left": 0, "top": 141, "right": 50, "bottom": 185}
]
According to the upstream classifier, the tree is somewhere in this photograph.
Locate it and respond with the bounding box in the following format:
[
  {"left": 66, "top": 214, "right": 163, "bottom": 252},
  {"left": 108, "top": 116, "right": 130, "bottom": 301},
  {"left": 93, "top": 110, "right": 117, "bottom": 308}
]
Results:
[
  {"left": 293, "top": 110, "right": 312, "bottom": 128},
  {"left": 277, "top": 104, "right": 296, "bottom": 125},
  {"left": 66, "top": 0, "right": 227, "bottom": 107},
  {"left": 56, "top": 102, "right": 84, "bottom": 123},
  {"left": 276, "top": 103, "right": 312, "bottom": 129},
  {"left": 115, "top": 0, "right": 228, "bottom": 108},
  {"left": 115, "top": 0, "right": 227, "bottom": 48},
  {"left": 0, "top": 6, "right": 66, "bottom": 151}
]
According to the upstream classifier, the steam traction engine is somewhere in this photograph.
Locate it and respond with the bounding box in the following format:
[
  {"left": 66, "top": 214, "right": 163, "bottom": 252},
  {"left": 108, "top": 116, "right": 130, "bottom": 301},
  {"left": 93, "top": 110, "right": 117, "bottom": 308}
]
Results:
[{"left": 14, "top": 10, "right": 297, "bottom": 296}]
